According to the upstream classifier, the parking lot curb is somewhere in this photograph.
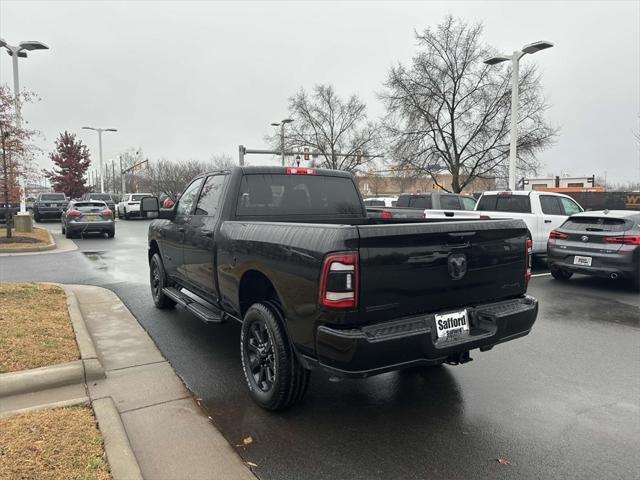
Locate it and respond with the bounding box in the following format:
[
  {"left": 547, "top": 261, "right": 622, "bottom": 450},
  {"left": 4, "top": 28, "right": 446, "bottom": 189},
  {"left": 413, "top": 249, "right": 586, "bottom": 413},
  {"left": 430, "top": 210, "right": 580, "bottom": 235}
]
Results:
[
  {"left": 0, "top": 360, "right": 87, "bottom": 398},
  {"left": 0, "top": 396, "right": 90, "bottom": 419},
  {"left": 92, "top": 396, "right": 144, "bottom": 480},
  {"left": 0, "top": 227, "right": 56, "bottom": 255},
  {"left": 0, "top": 284, "right": 105, "bottom": 399}
]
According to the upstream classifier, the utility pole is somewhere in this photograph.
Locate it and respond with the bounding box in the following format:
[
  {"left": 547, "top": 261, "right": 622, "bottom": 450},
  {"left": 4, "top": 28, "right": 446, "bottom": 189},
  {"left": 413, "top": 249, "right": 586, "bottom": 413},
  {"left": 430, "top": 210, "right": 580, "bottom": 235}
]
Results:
[
  {"left": 112, "top": 161, "right": 116, "bottom": 194},
  {"left": 120, "top": 156, "right": 126, "bottom": 195}
]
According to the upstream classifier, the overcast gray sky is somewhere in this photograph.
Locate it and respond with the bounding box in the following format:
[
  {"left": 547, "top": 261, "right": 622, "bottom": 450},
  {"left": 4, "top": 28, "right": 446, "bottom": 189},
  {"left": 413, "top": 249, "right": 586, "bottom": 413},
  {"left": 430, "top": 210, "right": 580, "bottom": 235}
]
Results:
[{"left": 1, "top": 0, "right": 639, "bottom": 184}]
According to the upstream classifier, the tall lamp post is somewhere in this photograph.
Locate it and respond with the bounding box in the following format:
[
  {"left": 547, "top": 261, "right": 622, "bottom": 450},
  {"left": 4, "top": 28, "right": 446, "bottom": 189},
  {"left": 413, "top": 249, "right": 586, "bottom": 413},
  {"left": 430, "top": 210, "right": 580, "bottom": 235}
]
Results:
[
  {"left": 484, "top": 40, "right": 554, "bottom": 191},
  {"left": 82, "top": 126, "right": 117, "bottom": 193},
  {"left": 0, "top": 37, "right": 49, "bottom": 214},
  {"left": 271, "top": 118, "right": 294, "bottom": 166}
]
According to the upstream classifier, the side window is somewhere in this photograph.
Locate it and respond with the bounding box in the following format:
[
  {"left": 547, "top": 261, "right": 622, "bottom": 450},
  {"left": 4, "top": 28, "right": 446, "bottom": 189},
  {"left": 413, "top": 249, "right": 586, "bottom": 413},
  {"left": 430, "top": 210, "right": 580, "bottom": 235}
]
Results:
[
  {"left": 440, "top": 195, "right": 462, "bottom": 210},
  {"left": 540, "top": 195, "right": 563, "bottom": 215},
  {"left": 175, "top": 178, "right": 204, "bottom": 217},
  {"left": 408, "top": 196, "right": 432, "bottom": 209},
  {"left": 194, "top": 175, "right": 226, "bottom": 216},
  {"left": 559, "top": 197, "right": 582, "bottom": 215},
  {"left": 460, "top": 196, "right": 477, "bottom": 210}
]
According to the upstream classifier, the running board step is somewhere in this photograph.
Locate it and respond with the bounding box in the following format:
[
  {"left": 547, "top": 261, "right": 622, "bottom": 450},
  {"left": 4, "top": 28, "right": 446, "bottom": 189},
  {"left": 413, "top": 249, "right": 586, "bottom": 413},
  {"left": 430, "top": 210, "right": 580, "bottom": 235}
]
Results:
[{"left": 162, "top": 287, "right": 224, "bottom": 324}]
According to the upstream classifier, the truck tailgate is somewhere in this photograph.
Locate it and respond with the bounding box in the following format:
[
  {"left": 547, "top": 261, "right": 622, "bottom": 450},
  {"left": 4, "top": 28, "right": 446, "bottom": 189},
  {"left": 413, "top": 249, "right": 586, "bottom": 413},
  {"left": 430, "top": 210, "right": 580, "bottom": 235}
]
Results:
[{"left": 356, "top": 219, "right": 528, "bottom": 323}]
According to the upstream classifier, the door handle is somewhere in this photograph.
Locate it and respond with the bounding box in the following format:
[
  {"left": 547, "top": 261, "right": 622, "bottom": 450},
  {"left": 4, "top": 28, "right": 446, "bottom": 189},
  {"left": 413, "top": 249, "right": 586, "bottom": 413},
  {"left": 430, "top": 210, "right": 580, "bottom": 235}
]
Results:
[
  {"left": 201, "top": 230, "right": 213, "bottom": 238},
  {"left": 178, "top": 227, "right": 185, "bottom": 232},
  {"left": 544, "top": 220, "right": 552, "bottom": 223}
]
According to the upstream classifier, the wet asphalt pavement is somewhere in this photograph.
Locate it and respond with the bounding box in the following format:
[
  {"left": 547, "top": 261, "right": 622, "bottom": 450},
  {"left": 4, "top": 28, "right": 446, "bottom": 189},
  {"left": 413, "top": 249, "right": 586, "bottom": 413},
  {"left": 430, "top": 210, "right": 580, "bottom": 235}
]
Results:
[{"left": 2, "top": 219, "right": 639, "bottom": 480}]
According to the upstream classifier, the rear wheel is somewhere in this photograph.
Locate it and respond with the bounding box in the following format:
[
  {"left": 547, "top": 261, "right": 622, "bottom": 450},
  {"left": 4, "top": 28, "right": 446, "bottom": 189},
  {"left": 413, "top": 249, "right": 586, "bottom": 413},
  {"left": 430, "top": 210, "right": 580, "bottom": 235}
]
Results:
[
  {"left": 241, "top": 302, "right": 310, "bottom": 410},
  {"left": 149, "top": 253, "right": 175, "bottom": 309},
  {"left": 550, "top": 267, "right": 573, "bottom": 281},
  {"left": 107, "top": 230, "right": 115, "bottom": 238},
  {"left": 124, "top": 208, "right": 129, "bottom": 220},
  {"left": 34, "top": 211, "right": 41, "bottom": 222}
]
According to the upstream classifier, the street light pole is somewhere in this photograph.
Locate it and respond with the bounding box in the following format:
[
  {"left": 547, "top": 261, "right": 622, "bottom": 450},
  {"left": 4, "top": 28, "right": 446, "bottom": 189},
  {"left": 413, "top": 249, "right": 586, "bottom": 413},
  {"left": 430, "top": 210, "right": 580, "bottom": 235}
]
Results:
[
  {"left": 484, "top": 40, "right": 554, "bottom": 190},
  {"left": 0, "top": 38, "right": 49, "bottom": 213},
  {"left": 82, "top": 126, "right": 117, "bottom": 193},
  {"left": 508, "top": 51, "right": 520, "bottom": 193},
  {"left": 271, "top": 118, "right": 294, "bottom": 166}
]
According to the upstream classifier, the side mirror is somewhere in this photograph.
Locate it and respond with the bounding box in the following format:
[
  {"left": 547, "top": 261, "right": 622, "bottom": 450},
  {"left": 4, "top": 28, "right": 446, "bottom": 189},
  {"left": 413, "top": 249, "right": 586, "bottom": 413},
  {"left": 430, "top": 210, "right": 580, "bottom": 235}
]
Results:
[{"left": 140, "top": 196, "right": 160, "bottom": 219}]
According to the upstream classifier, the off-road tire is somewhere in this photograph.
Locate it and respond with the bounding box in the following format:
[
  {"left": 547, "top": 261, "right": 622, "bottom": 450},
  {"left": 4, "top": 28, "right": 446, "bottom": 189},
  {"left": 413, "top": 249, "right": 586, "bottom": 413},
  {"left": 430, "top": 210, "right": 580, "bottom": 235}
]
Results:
[
  {"left": 241, "top": 302, "right": 310, "bottom": 411},
  {"left": 149, "top": 253, "right": 175, "bottom": 309}
]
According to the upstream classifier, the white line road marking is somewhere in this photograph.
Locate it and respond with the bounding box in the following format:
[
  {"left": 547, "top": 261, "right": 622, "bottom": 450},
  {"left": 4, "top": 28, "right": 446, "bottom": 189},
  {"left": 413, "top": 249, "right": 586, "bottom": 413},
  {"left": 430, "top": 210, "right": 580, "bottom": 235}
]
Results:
[{"left": 531, "top": 273, "right": 551, "bottom": 277}]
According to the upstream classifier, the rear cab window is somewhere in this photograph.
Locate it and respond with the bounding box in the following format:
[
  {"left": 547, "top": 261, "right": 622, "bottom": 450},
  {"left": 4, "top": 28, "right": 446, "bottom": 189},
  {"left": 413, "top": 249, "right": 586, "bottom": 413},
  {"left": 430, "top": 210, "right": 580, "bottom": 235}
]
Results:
[
  {"left": 40, "top": 194, "right": 66, "bottom": 201},
  {"left": 396, "top": 195, "right": 433, "bottom": 209},
  {"left": 476, "top": 194, "right": 532, "bottom": 213},
  {"left": 439, "top": 195, "right": 462, "bottom": 210},
  {"left": 236, "top": 173, "right": 363, "bottom": 217},
  {"left": 460, "top": 196, "right": 477, "bottom": 210}
]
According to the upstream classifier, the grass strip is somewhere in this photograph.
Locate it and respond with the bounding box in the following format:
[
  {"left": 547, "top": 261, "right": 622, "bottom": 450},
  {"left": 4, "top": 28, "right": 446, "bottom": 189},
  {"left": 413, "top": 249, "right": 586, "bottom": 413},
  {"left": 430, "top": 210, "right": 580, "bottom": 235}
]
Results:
[
  {"left": 0, "top": 406, "right": 111, "bottom": 480},
  {"left": 0, "top": 283, "right": 79, "bottom": 373}
]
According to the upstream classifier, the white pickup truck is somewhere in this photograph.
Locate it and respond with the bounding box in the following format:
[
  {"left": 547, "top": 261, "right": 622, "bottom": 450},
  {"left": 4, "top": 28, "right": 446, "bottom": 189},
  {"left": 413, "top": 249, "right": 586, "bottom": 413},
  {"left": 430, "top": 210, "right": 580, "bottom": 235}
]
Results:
[{"left": 474, "top": 191, "right": 583, "bottom": 254}]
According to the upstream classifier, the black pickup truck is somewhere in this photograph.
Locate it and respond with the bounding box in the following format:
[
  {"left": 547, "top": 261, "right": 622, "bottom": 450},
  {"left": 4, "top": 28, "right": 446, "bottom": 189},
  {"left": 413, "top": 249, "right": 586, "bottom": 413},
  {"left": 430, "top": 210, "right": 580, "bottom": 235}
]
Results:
[{"left": 142, "top": 166, "right": 538, "bottom": 410}]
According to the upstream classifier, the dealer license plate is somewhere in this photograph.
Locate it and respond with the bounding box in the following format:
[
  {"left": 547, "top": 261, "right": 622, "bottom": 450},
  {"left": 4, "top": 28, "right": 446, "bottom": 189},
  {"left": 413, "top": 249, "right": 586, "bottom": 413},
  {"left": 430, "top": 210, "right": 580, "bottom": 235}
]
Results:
[
  {"left": 435, "top": 309, "right": 469, "bottom": 339},
  {"left": 573, "top": 255, "right": 592, "bottom": 266},
  {"left": 84, "top": 215, "right": 98, "bottom": 221}
]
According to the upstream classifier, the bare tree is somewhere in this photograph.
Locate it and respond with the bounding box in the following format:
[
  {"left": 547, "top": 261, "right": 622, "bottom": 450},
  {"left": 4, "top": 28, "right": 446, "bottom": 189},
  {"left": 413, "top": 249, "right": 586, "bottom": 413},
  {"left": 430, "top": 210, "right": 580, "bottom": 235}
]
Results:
[
  {"left": 382, "top": 16, "right": 557, "bottom": 192},
  {"left": 270, "top": 85, "right": 380, "bottom": 173},
  {"left": 144, "top": 159, "right": 210, "bottom": 200},
  {"left": 209, "top": 153, "right": 236, "bottom": 170}
]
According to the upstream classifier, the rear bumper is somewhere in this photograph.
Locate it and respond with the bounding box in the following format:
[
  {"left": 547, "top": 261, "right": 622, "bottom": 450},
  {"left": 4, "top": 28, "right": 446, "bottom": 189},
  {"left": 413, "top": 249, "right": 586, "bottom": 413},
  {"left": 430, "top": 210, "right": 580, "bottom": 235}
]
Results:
[
  {"left": 308, "top": 295, "right": 538, "bottom": 378},
  {"left": 67, "top": 221, "right": 114, "bottom": 234},
  {"left": 35, "top": 208, "right": 64, "bottom": 219},
  {"left": 548, "top": 246, "right": 639, "bottom": 279}
]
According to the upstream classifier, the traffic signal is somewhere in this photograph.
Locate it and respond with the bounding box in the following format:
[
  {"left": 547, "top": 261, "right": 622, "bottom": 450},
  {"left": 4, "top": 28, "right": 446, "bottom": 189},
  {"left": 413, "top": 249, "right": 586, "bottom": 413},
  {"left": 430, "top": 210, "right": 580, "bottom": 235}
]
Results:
[{"left": 303, "top": 148, "right": 309, "bottom": 161}]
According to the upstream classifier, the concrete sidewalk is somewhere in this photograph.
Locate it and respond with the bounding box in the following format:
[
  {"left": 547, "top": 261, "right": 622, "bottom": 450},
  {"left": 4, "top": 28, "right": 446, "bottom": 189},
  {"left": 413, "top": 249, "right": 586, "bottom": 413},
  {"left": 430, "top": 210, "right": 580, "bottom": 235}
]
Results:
[{"left": 2, "top": 284, "right": 255, "bottom": 480}]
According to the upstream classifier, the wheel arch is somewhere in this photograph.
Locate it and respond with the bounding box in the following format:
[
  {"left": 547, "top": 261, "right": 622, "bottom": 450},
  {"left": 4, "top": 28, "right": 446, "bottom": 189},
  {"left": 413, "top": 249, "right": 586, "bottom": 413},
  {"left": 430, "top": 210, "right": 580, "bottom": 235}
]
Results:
[{"left": 238, "top": 269, "right": 283, "bottom": 319}]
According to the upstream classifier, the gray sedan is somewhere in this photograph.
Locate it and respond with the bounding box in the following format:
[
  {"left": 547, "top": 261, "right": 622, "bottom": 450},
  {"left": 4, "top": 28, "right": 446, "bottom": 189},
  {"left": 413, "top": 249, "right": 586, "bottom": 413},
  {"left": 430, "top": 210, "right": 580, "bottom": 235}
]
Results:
[
  {"left": 547, "top": 209, "right": 640, "bottom": 290},
  {"left": 61, "top": 200, "right": 115, "bottom": 238}
]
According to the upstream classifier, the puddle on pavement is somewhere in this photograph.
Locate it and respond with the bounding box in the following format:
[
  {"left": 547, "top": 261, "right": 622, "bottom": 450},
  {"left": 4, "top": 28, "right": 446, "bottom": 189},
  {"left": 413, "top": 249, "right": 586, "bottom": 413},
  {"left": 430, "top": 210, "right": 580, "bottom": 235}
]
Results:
[{"left": 82, "top": 251, "right": 109, "bottom": 270}]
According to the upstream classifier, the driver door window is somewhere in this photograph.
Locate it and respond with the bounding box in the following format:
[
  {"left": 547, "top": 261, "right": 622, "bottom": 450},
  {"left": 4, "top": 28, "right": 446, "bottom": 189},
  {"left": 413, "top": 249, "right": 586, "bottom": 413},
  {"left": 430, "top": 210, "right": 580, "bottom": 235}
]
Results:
[{"left": 176, "top": 178, "right": 204, "bottom": 217}]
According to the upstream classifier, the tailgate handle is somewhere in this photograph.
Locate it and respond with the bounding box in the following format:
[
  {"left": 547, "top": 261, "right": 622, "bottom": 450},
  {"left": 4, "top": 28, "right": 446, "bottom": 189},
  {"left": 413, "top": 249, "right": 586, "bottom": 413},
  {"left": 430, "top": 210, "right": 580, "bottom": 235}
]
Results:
[
  {"left": 448, "top": 232, "right": 476, "bottom": 237},
  {"left": 544, "top": 220, "right": 552, "bottom": 223}
]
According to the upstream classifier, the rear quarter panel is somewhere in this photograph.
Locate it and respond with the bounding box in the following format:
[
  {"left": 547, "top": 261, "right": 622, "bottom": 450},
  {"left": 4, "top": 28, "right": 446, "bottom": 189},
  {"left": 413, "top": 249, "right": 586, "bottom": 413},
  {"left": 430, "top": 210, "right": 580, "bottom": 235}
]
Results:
[{"left": 216, "top": 221, "right": 359, "bottom": 355}]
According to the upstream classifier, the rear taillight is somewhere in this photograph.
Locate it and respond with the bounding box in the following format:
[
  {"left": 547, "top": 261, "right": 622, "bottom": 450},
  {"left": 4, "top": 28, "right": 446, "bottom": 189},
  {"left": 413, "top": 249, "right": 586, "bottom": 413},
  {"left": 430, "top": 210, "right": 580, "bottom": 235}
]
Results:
[
  {"left": 319, "top": 252, "right": 358, "bottom": 309},
  {"left": 525, "top": 238, "right": 532, "bottom": 284},
  {"left": 68, "top": 210, "right": 81, "bottom": 217},
  {"left": 286, "top": 168, "right": 316, "bottom": 175},
  {"left": 381, "top": 211, "right": 393, "bottom": 219},
  {"left": 549, "top": 230, "right": 568, "bottom": 240},
  {"left": 102, "top": 209, "right": 113, "bottom": 217},
  {"left": 605, "top": 235, "right": 640, "bottom": 245}
]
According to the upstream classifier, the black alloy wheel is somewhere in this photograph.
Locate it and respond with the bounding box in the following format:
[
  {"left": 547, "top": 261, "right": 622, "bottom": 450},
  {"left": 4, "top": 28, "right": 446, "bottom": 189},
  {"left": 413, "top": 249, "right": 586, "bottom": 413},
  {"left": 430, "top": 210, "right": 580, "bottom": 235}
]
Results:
[
  {"left": 246, "top": 318, "right": 276, "bottom": 393},
  {"left": 241, "top": 302, "right": 310, "bottom": 410},
  {"left": 149, "top": 253, "right": 175, "bottom": 309}
]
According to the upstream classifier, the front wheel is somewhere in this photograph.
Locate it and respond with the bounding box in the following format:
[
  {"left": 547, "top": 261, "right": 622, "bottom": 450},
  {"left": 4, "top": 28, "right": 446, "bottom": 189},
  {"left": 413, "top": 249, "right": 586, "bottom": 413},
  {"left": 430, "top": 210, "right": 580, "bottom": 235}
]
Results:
[
  {"left": 149, "top": 253, "right": 175, "bottom": 309},
  {"left": 123, "top": 208, "right": 129, "bottom": 220},
  {"left": 241, "top": 303, "right": 310, "bottom": 411}
]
